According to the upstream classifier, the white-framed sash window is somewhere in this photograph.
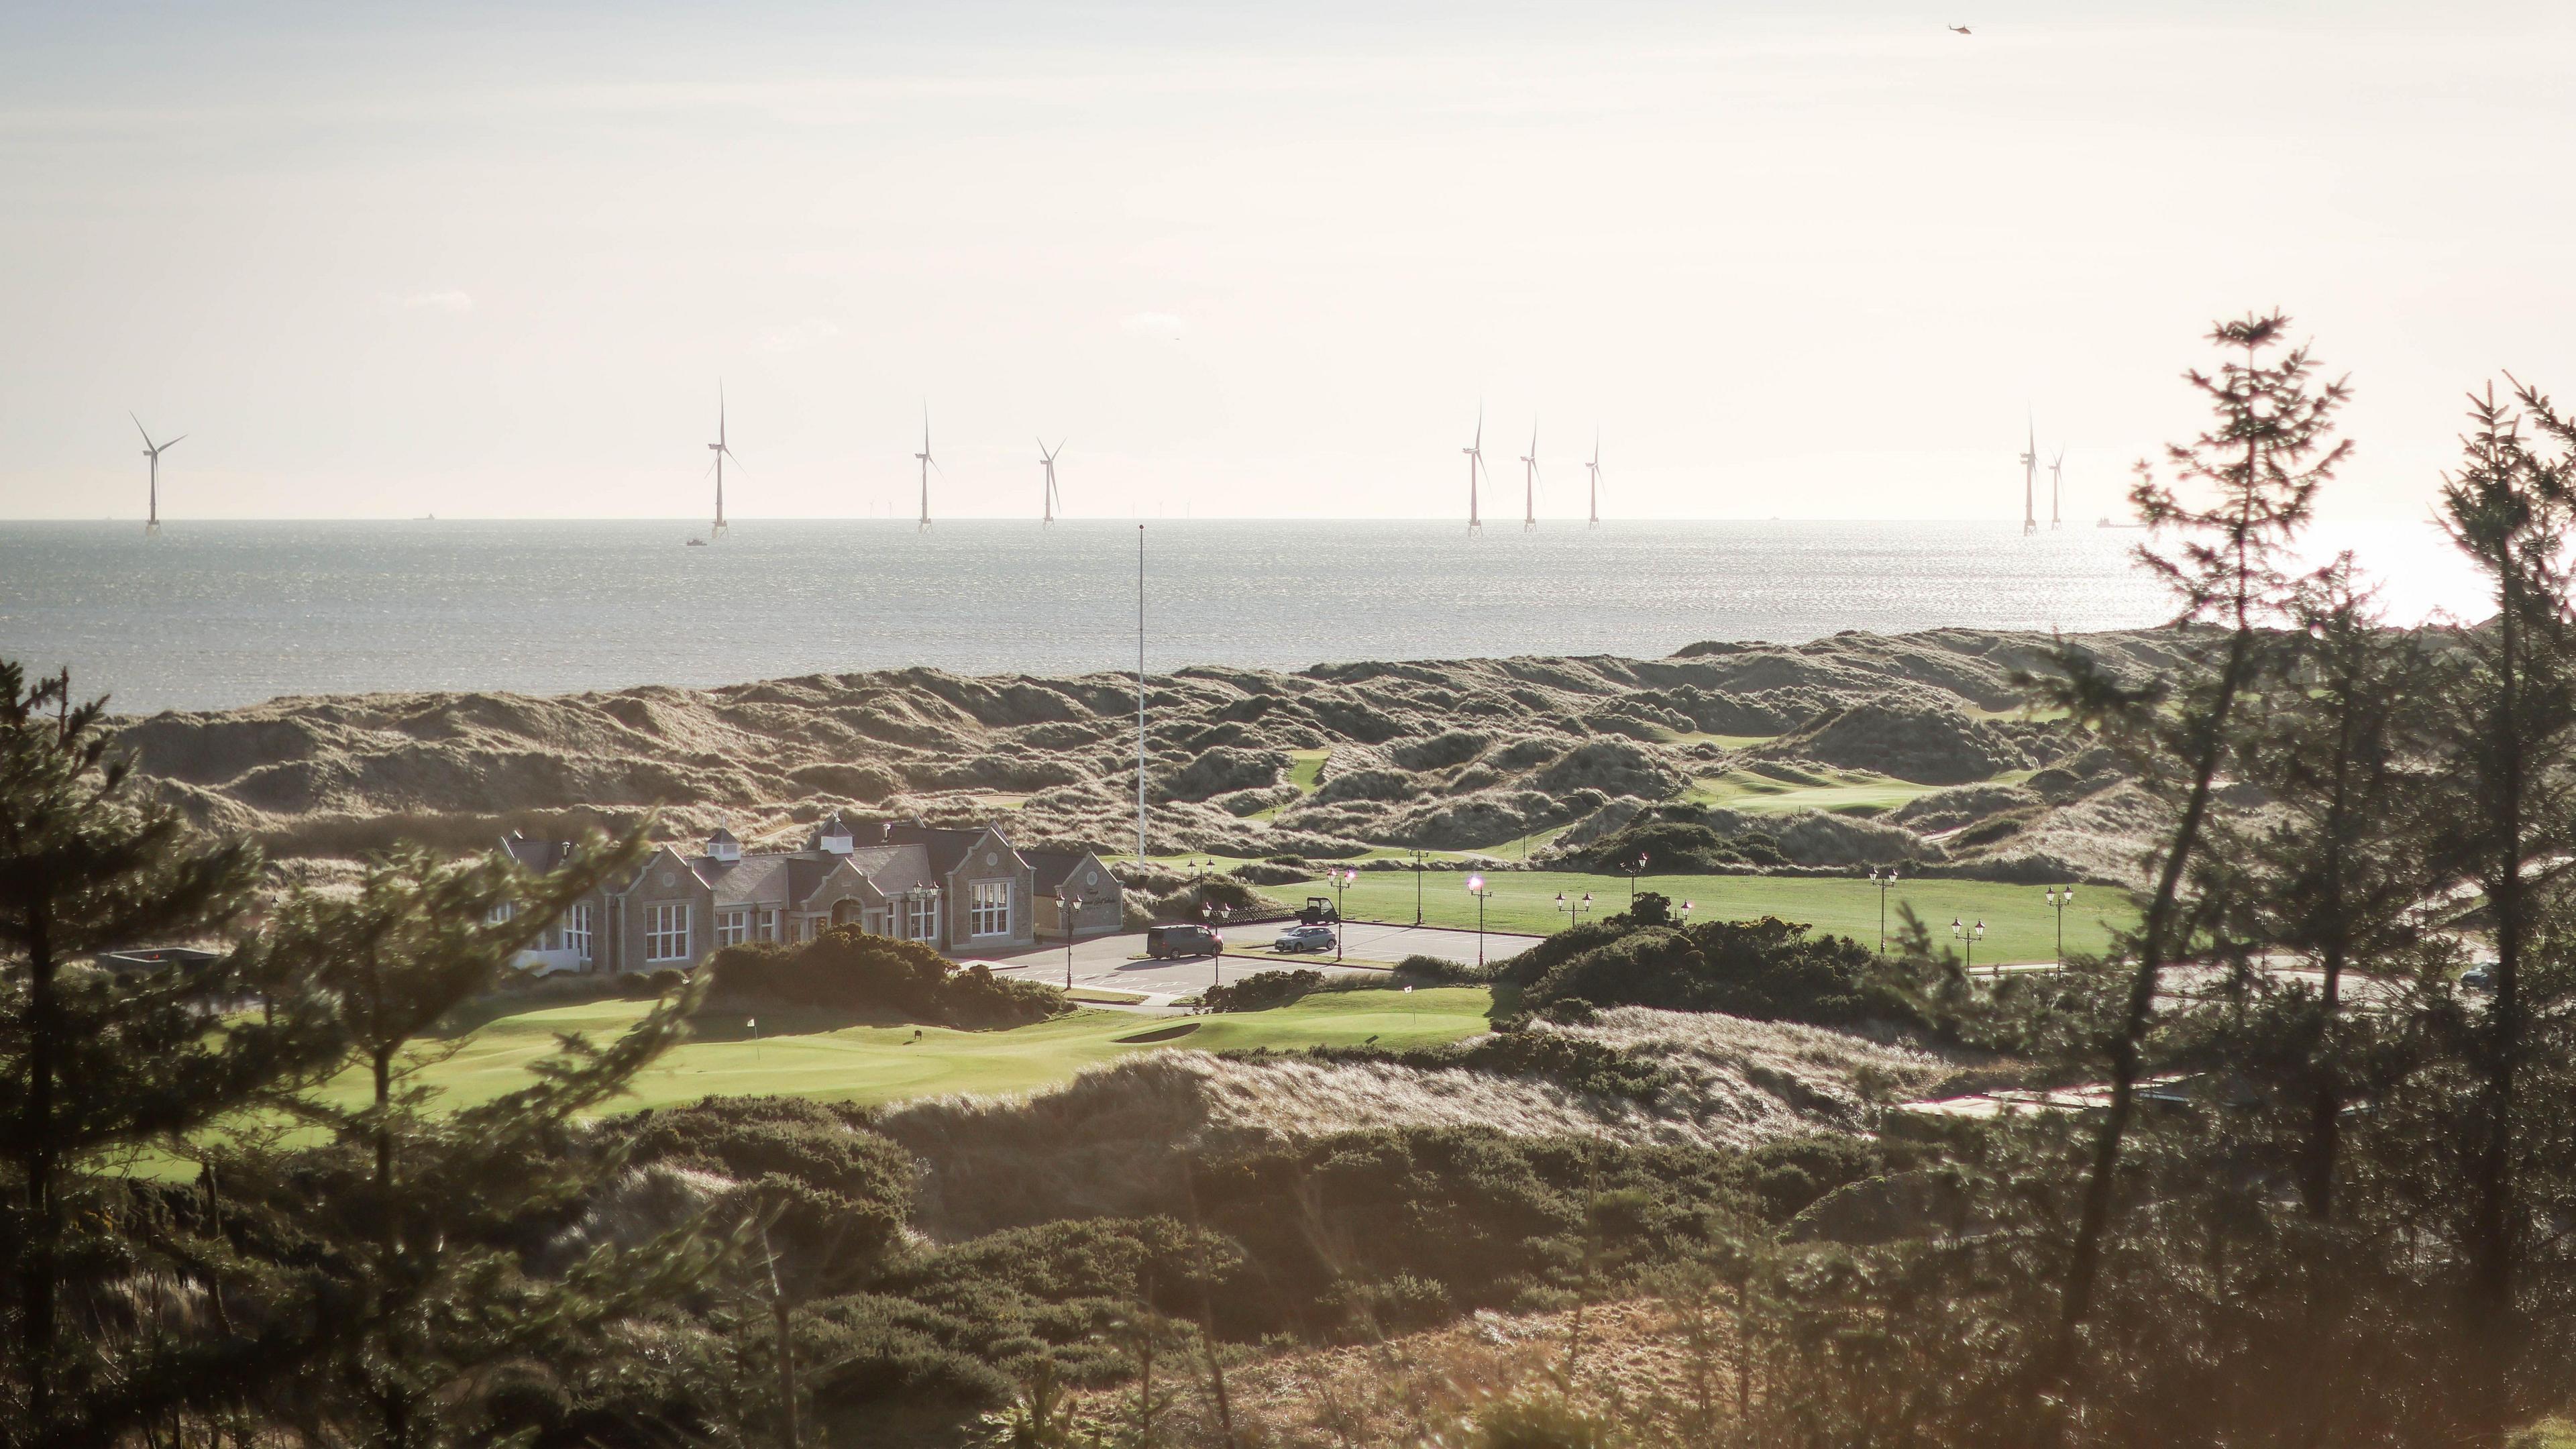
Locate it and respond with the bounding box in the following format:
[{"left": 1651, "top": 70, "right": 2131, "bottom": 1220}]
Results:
[
  {"left": 757, "top": 907, "right": 779, "bottom": 942},
  {"left": 564, "top": 903, "right": 594, "bottom": 961},
  {"left": 905, "top": 895, "right": 938, "bottom": 941},
  {"left": 969, "top": 881, "right": 1011, "bottom": 937},
  {"left": 486, "top": 901, "right": 515, "bottom": 925},
  {"left": 715, "top": 908, "right": 749, "bottom": 948},
  {"left": 645, "top": 904, "right": 692, "bottom": 962}
]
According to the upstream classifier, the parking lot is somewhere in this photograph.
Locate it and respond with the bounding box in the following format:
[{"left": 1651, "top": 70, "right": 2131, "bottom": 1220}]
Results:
[{"left": 965, "top": 918, "right": 1546, "bottom": 1006}]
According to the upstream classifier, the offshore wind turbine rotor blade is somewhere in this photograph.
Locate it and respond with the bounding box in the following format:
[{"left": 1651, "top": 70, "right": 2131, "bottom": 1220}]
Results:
[{"left": 131, "top": 413, "right": 158, "bottom": 451}]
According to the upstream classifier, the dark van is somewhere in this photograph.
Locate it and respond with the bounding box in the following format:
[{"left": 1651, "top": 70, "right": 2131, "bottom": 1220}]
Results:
[{"left": 1145, "top": 924, "right": 1223, "bottom": 959}]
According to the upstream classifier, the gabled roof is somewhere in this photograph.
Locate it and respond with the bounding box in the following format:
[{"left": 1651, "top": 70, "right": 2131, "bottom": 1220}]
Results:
[
  {"left": 786, "top": 843, "right": 938, "bottom": 910},
  {"left": 704, "top": 853, "right": 792, "bottom": 907},
  {"left": 1024, "top": 848, "right": 1112, "bottom": 896},
  {"left": 888, "top": 822, "right": 1010, "bottom": 878},
  {"left": 499, "top": 830, "right": 574, "bottom": 873}
]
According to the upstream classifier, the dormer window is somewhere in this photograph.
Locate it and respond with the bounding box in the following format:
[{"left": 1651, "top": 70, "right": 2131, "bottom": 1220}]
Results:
[{"left": 707, "top": 828, "right": 742, "bottom": 863}]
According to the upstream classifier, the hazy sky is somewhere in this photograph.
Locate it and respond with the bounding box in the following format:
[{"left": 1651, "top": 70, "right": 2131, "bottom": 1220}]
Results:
[{"left": 5, "top": 1, "right": 2571, "bottom": 522}]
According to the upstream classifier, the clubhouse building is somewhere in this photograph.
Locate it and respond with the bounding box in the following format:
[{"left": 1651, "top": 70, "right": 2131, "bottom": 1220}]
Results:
[{"left": 496, "top": 812, "right": 1122, "bottom": 975}]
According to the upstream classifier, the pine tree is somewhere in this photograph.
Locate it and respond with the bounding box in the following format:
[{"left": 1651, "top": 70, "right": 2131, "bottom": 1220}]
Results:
[
  {"left": 250, "top": 840, "right": 724, "bottom": 1448},
  {"left": 2043, "top": 313, "right": 2351, "bottom": 1351},
  {"left": 2424, "top": 382, "right": 2576, "bottom": 1442},
  {"left": 0, "top": 662, "right": 345, "bottom": 1444},
  {"left": 2225, "top": 559, "right": 2438, "bottom": 1219}
]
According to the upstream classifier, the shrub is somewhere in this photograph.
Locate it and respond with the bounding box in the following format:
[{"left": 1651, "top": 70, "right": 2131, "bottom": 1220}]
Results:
[
  {"left": 703, "top": 929, "right": 1067, "bottom": 1028},
  {"left": 1198, "top": 968, "right": 1326, "bottom": 1013},
  {"left": 1272, "top": 1027, "right": 1678, "bottom": 1104},
  {"left": 1516, "top": 916, "right": 1925, "bottom": 1032},
  {"left": 1580, "top": 814, "right": 1786, "bottom": 872},
  {"left": 1226, "top": 859, "right": 1312, "bottom": 886},
  {"left": 1389, "top": 953, "right": 1491, "bottom": 985},
  {"left": 607, "top": 1095, "right": 918, "bottom": 1291}
]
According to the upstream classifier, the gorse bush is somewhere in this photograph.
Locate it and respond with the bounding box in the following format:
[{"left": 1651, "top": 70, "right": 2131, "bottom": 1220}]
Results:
[
  {"left": 1581, "top": 812, "right": 1789, "bottom": 872},
  {"left": 1250, "top": 1026, "right": 1680, "bottom": 1104},
  {"left": 607, "top": 1095, "right": 919, "bottom": 1292},
  {"left": 1196, "top": 967, "right": 1326, "bottom": 1012},
  {"left": 703, "top": 926, "right": 1067, "bottom": 1028},
  {"left": 1512, "top": 915, "right": 1927, "bottom": 1032}
]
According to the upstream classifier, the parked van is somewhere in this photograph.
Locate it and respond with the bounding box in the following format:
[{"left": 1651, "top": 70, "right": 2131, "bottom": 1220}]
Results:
[{"left": 1144, "top": 924, "right": 1223, "bottom": 959}]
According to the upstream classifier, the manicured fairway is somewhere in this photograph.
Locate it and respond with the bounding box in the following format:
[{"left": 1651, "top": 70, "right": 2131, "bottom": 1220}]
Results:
[
  {"left": 307, "top": 987, "right": 1495, "bottom": 1118},
  {"left": 1682, "top": 765, "right": 1999, "bottom": 817},
  {"left": 1293, "top": 869, "right": 2132, "bottom": 967}
]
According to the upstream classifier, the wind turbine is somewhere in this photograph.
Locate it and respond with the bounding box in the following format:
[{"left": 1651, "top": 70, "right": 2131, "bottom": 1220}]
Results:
[
  {"left": 706, "top": 387, "right": 739, "bottom": 539},
  {"left": 2019, "top": 417, "right": 2039, "bottom": 535},
  {"left": 1462, "top": 407, "right": 1488, "bottom": 533},
  {"left": 1586, "top": 429, "right": 1602, "bottom": 528},
  {"left": 2049, "top": 446, "right": 2065, "bottom": 529},
  {"left": 132, "top": 414, "right": 184, "bottom": 537},
  {"left": 915, "top": 407, "right": 938, "bottom": 531},
  {"left": 1519, "top": 423, "right": 1540, "bottom": 531},
  {"left": 1038, "top": 437, "right": 1065, "bottom": 525}
]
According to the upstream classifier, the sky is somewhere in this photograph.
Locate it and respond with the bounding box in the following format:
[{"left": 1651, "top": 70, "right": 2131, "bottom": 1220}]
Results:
[{"left": 3, "top": 1, "right": 2573, "bottom": 523}]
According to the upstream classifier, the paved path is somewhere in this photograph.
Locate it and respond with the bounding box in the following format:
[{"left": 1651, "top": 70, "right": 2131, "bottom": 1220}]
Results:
[{"left": 962, "top": 920, "right": 1546, "bottom": 1008}]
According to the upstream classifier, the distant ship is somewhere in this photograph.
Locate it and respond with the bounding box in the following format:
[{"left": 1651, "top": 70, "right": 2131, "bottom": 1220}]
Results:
[
  {"left": 2097, "top": 517, "right": 2145, "bottom": 529},
  {"left": 686, "top": 536, "right": 708, "bottom": 547}
]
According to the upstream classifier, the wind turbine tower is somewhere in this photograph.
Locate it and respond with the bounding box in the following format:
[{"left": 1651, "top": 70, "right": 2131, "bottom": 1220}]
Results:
[
  {"left": 132, "top": 414, "right": 184, "bottom": 537},
  {"left": 916, "top": 408, "right": 937, "bottom": 531},
  {"left": 1038, "top": 437, "right": 1065, "bottom": 525},
  {"left": 1462, "top": 407, "right": 1488, "bottom": 533},
  {"left": 1519, "top": 423, "right": 1540, "bottom": 531},
  {"left": 706, "top": 388, "right": 739, "bottom": 539},
  {"left": 2049, "top": 447, "right": 2065, "bottom": 529},
  {"left": 2019, "top": 419, "right": 2039, "bottom": 535},
  {"left": 1586, "top": 429, "right": 1602, "bottom": 528}
]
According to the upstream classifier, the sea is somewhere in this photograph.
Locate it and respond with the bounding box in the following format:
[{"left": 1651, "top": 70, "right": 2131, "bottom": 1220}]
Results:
[{"left": 0, "top": 519, "right": 2486, "bottom": 716}]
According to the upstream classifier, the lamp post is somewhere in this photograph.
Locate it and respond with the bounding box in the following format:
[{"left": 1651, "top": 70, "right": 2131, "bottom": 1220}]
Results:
[
  {"left": 1466, "top": 873, "right": 1489, "bottom": 967},
  {"left": 1623, "top": 851, "right": 1650, "bottom": 904},
  {"left": 1412, "top": 848, "right": 1425, "bottom": 926},
  {"left": 2045, "top": 885, "right": 2075, "bottom": 967},
  {"left": 1057, "top": 888, "right": 1075, "bottom": 989},
  {"left": 1205, "top": 902, "right": 1223, "bottom": 988},
  {"left": 1951, "top": 916, "right": 1986, "bottom": 973},
  {"left": 1556, "top": 890, "right": 1594, "bottom": 928},
  {"left": 1870, "top": 867, "right": 1900, "bottom": 958},
  {"left": 1678, "top": 899, "right": 1694, "bottom": 925},
  {"left": 1330, "top": 867, "right": 1356, "bottom": 961}
]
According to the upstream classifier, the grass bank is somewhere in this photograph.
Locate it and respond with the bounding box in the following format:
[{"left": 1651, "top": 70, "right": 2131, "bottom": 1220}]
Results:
[
  {"left": 307, "top": 987, "right": 1496, "bottom": 1119},
  {"left": 1295, "top": 869, "right": 2132, "bottom": 966}
]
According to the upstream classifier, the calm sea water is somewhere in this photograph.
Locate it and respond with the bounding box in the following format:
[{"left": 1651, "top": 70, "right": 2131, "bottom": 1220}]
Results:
[{"left": 0, "top": 519, "right": 2481, "bottom": 715}]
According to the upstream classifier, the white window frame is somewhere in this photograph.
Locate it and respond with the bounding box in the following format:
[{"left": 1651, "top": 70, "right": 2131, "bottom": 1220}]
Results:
[
  {"left": 645, "top": 903, "right": 692, "bottom": 963},
  {"left": 564, "top": 903, "right": 594, "bottom": 962},
  {"left": 486, "top": 901, "right": 514, "bottom": 926},
  {"left": 757, "top": 907, "right": 779, "bottom": 942},
  {"left": 969, "top": 881, "right": 1011, "bottom": 938},
  {"left": 715, "top": 908, "right": 749, "bottom": 948},
  {"left": 906, "top": 894, "right": 939, "bottom": 941}
]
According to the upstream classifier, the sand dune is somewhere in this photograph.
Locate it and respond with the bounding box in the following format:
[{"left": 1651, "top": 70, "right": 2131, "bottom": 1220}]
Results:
[{"left": 111, "top": 628, "right": 2181, "bottom": 877}]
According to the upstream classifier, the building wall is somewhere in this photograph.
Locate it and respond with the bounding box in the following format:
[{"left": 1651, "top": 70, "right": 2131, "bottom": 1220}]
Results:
[
  {"left": 627, "top": 850, "right": 716, "bottom": 971},
  {"left": 943, "top": 830, "right": 1038, "bottom": 951}
]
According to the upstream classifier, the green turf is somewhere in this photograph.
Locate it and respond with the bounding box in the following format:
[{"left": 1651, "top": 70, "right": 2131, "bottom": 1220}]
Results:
[
  {"left": 1250, "top": 747, "right": 1337, "bottom": 821},
  {"left": 1682, "top": 765, "right": 2012, "bottom": 818},
  {"left": 301, "top": 987, "right": 1495, "bottom": 1120},
  {"left": 1295, "top": 869, "right": 2131, "bottom": 967},
  {"left": 1656, "top": 729, "right": 1778, "bottom": 751}
]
